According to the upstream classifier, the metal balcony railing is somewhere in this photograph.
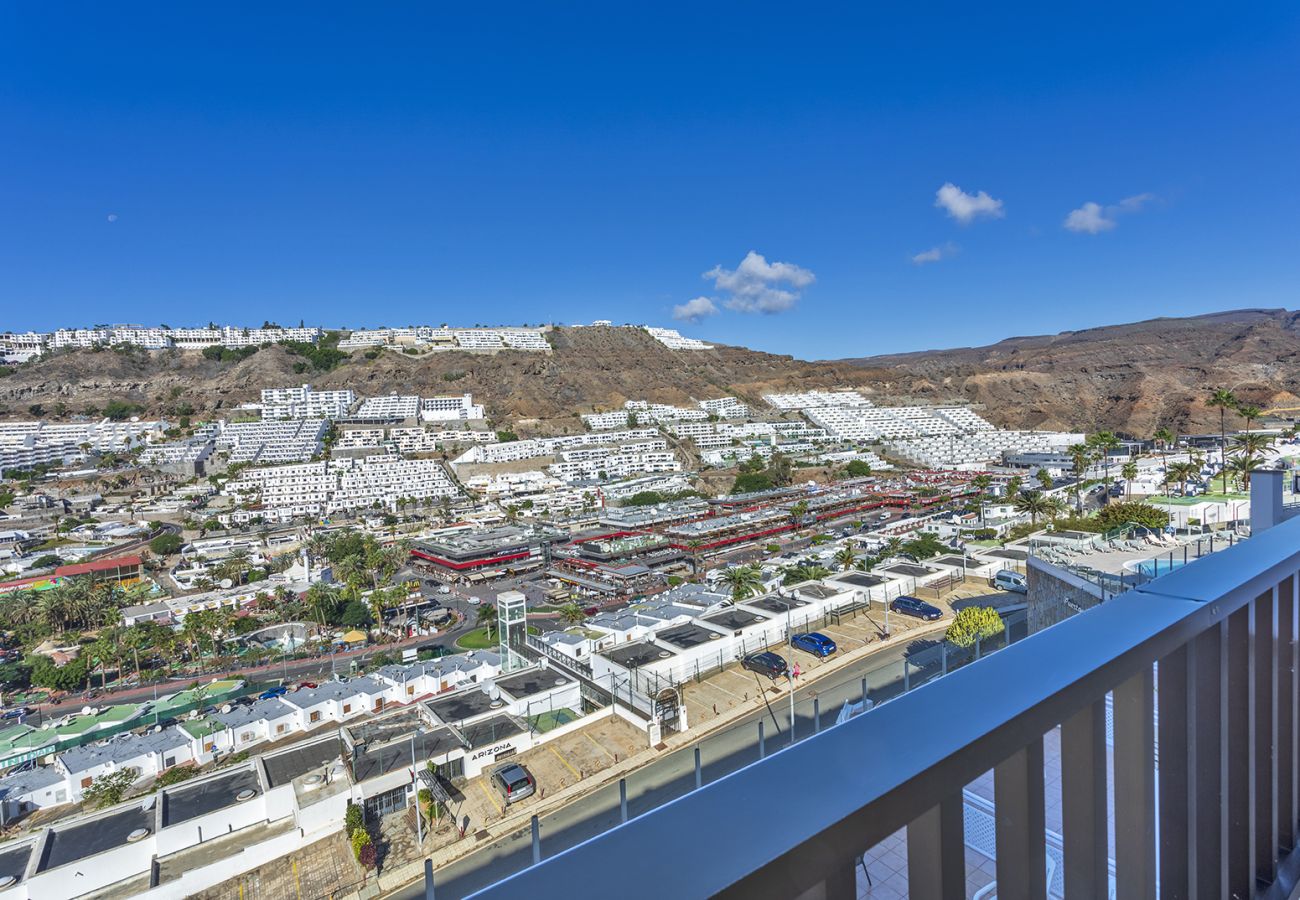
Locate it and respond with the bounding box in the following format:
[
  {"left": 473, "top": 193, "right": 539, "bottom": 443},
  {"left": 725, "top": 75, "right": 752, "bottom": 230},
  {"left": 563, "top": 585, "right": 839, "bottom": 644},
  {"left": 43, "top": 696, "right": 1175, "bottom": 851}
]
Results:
[{"left": 464, "top": 511, "right": 1300, "bottom": 899}]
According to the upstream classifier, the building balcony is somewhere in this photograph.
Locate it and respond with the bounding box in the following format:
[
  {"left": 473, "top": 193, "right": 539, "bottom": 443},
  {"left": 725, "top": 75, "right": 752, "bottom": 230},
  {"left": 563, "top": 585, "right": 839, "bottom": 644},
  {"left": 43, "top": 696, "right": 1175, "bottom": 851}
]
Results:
[{"left": 463, "top": 478, "right": 1300, "bottom": 899}]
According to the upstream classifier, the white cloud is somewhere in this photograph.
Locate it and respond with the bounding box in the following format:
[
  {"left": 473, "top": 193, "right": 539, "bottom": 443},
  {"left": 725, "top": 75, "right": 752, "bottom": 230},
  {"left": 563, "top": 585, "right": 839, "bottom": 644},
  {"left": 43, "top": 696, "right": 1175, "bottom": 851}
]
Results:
[
  {"left": 911, "top": 242, "right": 959, "bottom": 265},
  {"left": 1064, "top": 193, "right": 1156, "bottom": 234},
  {"left": 703, "top": 251, "right": 815, "bottom": 314},
  {"left": 672, "top": 296, "right": 719, "bottom": 323},
  {"left": 934, "top": 182, "right": 1004, "bottom": 224}
]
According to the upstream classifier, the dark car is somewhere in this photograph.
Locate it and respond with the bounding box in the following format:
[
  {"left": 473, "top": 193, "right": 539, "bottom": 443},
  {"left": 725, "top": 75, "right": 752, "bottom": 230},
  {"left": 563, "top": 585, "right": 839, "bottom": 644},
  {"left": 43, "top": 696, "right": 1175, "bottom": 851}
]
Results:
[
  {"left": 491, "top": 763, "right": 536, "bottom": 805},
  {"left": 0, "top": 706, "right": 31, "bottom": 721},
  {"left": 790, "top": 632, "right": 837, "bottom": 658},
  {"left": 741, "top": 651, "right": 790, "bottom": 680},
  {"left": 259, "top": 686, "right": 288, "bottom": 700},
  {"left": 890, "top": 595, "right": 943, "bottom": 621}
]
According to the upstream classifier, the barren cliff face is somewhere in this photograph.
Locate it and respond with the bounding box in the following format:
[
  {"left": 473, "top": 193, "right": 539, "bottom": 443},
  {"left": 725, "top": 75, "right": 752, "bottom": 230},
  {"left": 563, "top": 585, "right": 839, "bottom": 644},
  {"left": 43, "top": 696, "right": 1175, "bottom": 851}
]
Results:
[{"left": 4, "top": 310, "right": 1298, "bottom": 437}]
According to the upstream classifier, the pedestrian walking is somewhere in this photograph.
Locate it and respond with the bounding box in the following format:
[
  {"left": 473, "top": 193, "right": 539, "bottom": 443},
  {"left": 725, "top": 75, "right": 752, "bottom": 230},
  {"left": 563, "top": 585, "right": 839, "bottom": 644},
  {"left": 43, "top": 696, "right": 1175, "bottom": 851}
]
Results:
[{"left": 792, "top": 662, "right": 802, "bottom": 682}]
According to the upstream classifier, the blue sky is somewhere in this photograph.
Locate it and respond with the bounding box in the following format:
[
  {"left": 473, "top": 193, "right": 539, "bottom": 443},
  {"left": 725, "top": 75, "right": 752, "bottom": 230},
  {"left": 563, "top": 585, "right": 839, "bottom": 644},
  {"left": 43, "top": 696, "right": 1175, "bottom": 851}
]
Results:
[{"left": 2, "top": 3, "right": 1298, "bottom": 360}]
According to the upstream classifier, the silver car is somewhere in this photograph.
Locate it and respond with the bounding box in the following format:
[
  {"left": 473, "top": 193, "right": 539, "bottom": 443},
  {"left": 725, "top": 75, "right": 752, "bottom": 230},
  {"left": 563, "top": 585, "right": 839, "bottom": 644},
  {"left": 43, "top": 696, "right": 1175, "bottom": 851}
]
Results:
[{"left": 491, "top": 762, "right": 536, "bottom": 805}]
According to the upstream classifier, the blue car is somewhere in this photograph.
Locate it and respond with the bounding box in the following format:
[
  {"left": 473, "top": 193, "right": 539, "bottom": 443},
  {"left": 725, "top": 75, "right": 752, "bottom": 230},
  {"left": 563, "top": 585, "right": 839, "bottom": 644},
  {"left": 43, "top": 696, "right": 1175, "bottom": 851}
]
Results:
[
  {"left": 790, "top": 632, "right": 837, "bottom": 657},
  {"left": 258, "top": 686, "right": 288, "bottom": 700}
]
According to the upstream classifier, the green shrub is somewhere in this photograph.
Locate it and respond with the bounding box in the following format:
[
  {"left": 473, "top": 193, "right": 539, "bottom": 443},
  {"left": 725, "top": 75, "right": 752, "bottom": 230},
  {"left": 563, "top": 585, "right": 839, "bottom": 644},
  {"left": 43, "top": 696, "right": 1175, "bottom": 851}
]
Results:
[
  {"left": 344, "top": 801, "right": 364, "bottom": 835},
  {"left": 156, "top": 764, "right": 200, "bottom": 787},
  {"left": 945, "top": 606, "right": 1005, "bottom": 649},
  {"left": 350, "top": 825, "right": 372, "bottom": 859},
  {"left": 150, "top": 533, "right": 184, "bottom": 556},
  {"left": 1094, "top": 500, "right": 1169, "bottom": 531}
]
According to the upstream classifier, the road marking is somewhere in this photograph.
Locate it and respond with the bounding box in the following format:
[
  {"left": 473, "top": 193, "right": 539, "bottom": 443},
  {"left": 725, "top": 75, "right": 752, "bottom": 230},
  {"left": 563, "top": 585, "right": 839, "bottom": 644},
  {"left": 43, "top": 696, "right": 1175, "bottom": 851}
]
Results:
[
  {"left": 293, "top": 860, "right": 302, "bottom": 900},
  {"left": 705, "top": 678, "right": 746, "bottom": 702},
  {"left": 582, "top": 731, "right": 614, "bottom": 760},
  {"left": 476, "top": 777, "right": 503, "bottom": 814},
  {"left": 547, "top": 744, "right": 581, "bottom": 779}
]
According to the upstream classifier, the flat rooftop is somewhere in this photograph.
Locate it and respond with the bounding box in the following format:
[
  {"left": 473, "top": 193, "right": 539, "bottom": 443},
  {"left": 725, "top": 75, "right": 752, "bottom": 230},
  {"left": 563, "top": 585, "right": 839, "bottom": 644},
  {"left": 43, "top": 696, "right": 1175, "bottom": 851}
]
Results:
[
  {"left": 347, "top": 706, "right": 426, "bottom": 748},
  {"left": 354, "top": 728, "right": 463, "bottom": 782},
  {"left": 426, "top": 688, "right": 500, "bottom": 724},
  {"left": 880, "top": 563, "right": 939, "bottom": 578},
  {"left": 40, "top": 804, "right": 154, "bottom": 872},
  {"left": 0, "top": 843, "right": 32, "bottom": 886},
  {"left": 984, "top": 548, "right": 1029, "bottom": 561},
  {"left": 793, "top": 583, "right": 840, "bottom": 600},
  {"left": 655, "top": 622, "right": 725, "bottom": 649},
  {"left": 495, "top": 669, "right": 572, "bottom": 700},
  {"left": 459, "top": 714, "right": 526, "bottom": 750},
  {"left": 834, "top": 572, "right": 887, "bottom": 588},
  {"left": 162, "top": 766, "right": 262, "bottom": 827},
  {"left": 744, "top": 594, "right": 811, "bottom": 614},
  {"left": 601, "top": 641, "right": 675, "bottom": 669},
  {"left": 701, "top": 608, "right": 770, "bottom": 631},
  {"left": 933, "top": 555, "right": 977, "bottom": 568},
  {"left": 264, "top": 738, "right": 337, "bottom": 788}
]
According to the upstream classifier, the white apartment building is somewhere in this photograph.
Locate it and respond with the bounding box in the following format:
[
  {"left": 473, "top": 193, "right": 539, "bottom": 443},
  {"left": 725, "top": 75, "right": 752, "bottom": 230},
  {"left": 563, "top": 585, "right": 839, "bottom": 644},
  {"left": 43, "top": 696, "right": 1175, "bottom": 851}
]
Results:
[
  {"left": 763, "top": 389, "right": 873, "bottom": 410},
  {"left": 698, "top": 397, "right": 749, "bottom": 419},
  {"left": 260, "top": 384, "right": 356, "bottom": 420},
  {"left": 44, "top": 324, "right": 321, "bottom": 351},
  {"left": 354, "top": 394, "right": 421, "bottom": 421},
  {"left": 582, "top": 411, "right": 631, "bottom": 431},
  {"left": 623, "top": 400, "right": 708, "bottom": 424},
  {"left": 452, "top": 330, "right": 505, "bottom": 350},
  {"left": 644, "top": 327, "right": 714, "bottom": 350},
  {"left": 0, "top": 331, "right": 48, "bottom": 363},
  {"left": 420, "top": 394, "right": 485, "bottom": 422},
  {"left": 226, "top": 455, "right": 458, "bottom": 520},
  {"left": 216, "top": 419, "right": 327, "bottom": 464},
  {"left": 548, "top": 449, "right": 681, "bottom": 482}
]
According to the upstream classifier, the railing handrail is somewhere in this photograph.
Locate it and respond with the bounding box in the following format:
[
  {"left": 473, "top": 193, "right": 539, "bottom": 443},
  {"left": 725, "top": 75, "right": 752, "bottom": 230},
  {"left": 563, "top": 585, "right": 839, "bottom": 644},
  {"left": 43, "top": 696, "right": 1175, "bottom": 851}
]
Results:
[{"left": 469, "top": 513, "right": 1300, "bottom": 900}]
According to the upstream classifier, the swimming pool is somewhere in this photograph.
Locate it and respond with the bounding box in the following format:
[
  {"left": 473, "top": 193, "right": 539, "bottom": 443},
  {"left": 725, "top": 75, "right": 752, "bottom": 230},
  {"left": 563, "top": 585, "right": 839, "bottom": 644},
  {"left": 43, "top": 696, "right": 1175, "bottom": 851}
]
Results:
[{"left": 1125, "top": 557, "right": 1190, "bottom": 579}]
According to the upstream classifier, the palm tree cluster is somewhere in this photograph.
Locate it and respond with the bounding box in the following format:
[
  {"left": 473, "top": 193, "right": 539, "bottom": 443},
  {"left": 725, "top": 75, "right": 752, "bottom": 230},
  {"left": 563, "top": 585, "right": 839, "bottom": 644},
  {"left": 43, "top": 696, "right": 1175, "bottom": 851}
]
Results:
[{"left": 1206, "top": 389, "right": 1272, "bottom": 493}]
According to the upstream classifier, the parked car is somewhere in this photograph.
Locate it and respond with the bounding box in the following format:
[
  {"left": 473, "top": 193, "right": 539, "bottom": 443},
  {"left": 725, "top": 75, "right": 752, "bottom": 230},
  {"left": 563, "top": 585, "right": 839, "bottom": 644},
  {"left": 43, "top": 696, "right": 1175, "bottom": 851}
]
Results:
[
  {"left": 259, "top": 686, "right": 288, "bottom": 700},
  {"left": 0, "top": 706, "right": 31, "bottom": 721},
  {"left": 993, "top": 569, "right": 1028, "bottom": 594},
  {"left": 295, "top": 681, "right": 318, "bottom": 691},
  {"left": 790, "top": 632, "right": 837, "bottom": 657},
  {"left": 741, "top": 651, "right": 790, "bottom": 680},
  {"left": 491, "top": 762, "right": 536, "bottom": 805},
  {"left": 890, "top": 595, "right": 943, "bottom": 621}
]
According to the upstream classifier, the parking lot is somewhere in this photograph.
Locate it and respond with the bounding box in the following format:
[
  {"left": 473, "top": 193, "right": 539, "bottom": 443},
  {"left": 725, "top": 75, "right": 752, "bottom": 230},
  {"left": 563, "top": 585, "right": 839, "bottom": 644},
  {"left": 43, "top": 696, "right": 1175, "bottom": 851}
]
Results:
[
  {"left": 680, "top": 582, "right": 1009, "bottom": 731},
  {"left": 442, "top": 713, "right": 646, "bottom": 837}
]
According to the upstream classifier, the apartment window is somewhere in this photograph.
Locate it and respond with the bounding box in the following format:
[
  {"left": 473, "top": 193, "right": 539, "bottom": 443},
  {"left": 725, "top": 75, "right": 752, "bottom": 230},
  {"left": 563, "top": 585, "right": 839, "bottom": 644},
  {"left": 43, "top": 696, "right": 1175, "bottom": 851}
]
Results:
[
  {"left": 343, "top": 703, "right": 352, "bottom": 714},
  {"left": 407, "top": 686, "right": 415, "bottom": 695},
  {"left": 240, "top": 731, "right": 254, "bottom": 744},
  {"left": 80, "top": 777, "right": 92, "bottom": 789},
  {"left": 310, "top": 711, "right": 321, "bottom": 723}
]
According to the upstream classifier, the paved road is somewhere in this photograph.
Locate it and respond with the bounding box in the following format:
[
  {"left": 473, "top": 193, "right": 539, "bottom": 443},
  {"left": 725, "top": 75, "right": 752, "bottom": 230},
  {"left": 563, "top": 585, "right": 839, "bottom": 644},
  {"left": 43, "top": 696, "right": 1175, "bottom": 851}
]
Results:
[{"left": 385, "top": 615, "right": 1024, "bottom": 900}]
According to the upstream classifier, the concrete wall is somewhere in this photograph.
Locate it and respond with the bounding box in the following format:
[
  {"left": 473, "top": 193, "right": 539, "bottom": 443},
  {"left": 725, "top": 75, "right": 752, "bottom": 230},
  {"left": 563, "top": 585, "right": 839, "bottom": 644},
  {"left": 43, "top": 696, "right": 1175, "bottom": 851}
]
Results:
[{"left": 1026, "top": 557, "right": 1105, "bottom": 634}]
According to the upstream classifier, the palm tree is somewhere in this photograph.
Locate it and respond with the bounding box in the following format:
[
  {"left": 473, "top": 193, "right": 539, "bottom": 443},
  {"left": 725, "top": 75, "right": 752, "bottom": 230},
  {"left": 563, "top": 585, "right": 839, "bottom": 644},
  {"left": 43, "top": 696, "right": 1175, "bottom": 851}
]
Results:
[
  {"left": 685, "top": 538, "right": 705, "bottom": 576},
  {"left": 1088, "top": 432, "right": 1120, "bottom": 500},
  {"left": 475, "top": 602, "right": 499, "bottom": 638},
  {"left": 1231, "top": 432, "right": 1274, "bottom": 458},
  {"left": 971, "top": 474, "right": 993, "bottom": 497},
  {"left": 306, "top": 582, "right": 339, "bottom": 628},
  {"left": 781, "top": 563, "right": 831, "bottom": 585},
  {"left": 1165, "top": 461, "right": 1198, "bottom": 497},
  {"left": 1121, "top": 461, "right": 1138, "bottom": 499},
  {"left": 881, "top": 537, "right": 903, "bottom": 560},
  {"left": 558, "top": 604, "right": 586, "bottom": 626},
  {"left": 1207, "top": 389, "right": 1238, "bottom": 493},
  {"left": 833, "top": 546, "right": 857, "bottom": 571},
  {"left": 1238, "top": 403, "right": 1262, "bottom": 436},
  {"left": 1012, "top": 490, "right": 1052, "bottom": 525},
  {"left": 1004, "top": 475, "right": 1023, "bottom": 498},
  {"left": 1227, "top": 453, "right": 1263, "bottom": 491},
  {"left": 1067, "top": 444, "right": 1093, "bottom": 513},
  {"left": 1153, "top": 427, "right": 1175, "bottom": 499},
  {"left": 719, "top": 565, "right": 764, "bottom": 604}
]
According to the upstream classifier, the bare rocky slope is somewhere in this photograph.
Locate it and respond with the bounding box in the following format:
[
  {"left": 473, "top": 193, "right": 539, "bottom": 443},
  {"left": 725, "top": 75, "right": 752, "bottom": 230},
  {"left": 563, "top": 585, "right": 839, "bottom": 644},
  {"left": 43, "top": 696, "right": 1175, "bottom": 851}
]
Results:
[
  {"left": 3, "top": 311, "right": 1297, "bottom": 436},
  {"left": 839, "top": 308, "right": 1300, "bottom": 435}
]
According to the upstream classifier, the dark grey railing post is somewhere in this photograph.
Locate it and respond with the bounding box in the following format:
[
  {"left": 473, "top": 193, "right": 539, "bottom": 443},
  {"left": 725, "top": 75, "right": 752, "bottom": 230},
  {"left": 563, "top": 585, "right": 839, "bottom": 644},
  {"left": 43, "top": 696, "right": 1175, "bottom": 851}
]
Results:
[
  {"left": 1255, "top": 587, "right": 1279, "bottom": 886},
  {"left": 694, "top": 747, "right": 702, "bottom": 790},
  {"left": 758, "top": 720, "right": 765, "bottom": 759},
  {"left": 531, "top": 815, "right": 541, "bottom": 865},
  {"left": 1280, "top": 575, "right": 1298, "bottom": 852},
  {"left": 1158, "top": 644, "right": 1190, "bottom": 898},
  {"left": 941, "top": 642, "right": 948, "bottom": 675},
  {"left": 994, "top": 737, "right": 1047, "bottom": 900},
  {"left": 903, "top": 659, "right": 910, "bottom": 692},
  {"left": 1189, "top": 623, "right": 1224, "bottom": 895},
  {"left": 1226, "top": 604, "right": 1253, "bottom": 896},
  {"left": 814, "top": 697, "right": 821, "bottom": 734},
  {"left": 908, "top": 793, "right": 965, "bottom": 900},
  {"left": 1061, "top": 697, "right": 1108, "bottom": 897},
  {"left": 861, "top": 676, "right": 868, "bottom": 704},
  {"left": 425, "top": 858, "right": 435, "bottom": 900},
  {"left": 1114, "top": 664, "right": 1156, "bottom": 899},
  {"left": 619, "top": 778, "right": 628, "bottom": 824}
]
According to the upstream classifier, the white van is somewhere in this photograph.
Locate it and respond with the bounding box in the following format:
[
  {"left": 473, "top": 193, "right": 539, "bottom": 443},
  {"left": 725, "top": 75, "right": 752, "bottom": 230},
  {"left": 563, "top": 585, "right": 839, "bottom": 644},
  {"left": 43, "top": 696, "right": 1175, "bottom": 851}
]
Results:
[{"left": 993, "top": 570, "right": 1028, "bottom": 594}]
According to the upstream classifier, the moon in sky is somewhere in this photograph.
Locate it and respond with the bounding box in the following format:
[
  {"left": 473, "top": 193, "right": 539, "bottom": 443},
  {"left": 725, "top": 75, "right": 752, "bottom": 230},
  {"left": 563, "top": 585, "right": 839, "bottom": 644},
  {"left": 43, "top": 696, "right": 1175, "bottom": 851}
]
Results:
[{"left": 107, "top": 213, "right": 118, "bottom": 222}]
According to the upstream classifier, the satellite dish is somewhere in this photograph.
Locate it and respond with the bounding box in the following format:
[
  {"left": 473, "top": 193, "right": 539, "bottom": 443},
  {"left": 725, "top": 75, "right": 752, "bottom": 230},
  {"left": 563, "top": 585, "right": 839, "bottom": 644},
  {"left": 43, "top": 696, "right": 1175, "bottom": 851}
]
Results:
[
  {"left": 220, "top": 578, "right": 234, "bottom": 589},
  {"left": 81, "top": 706, "right": 93, "bottom": 716}
]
